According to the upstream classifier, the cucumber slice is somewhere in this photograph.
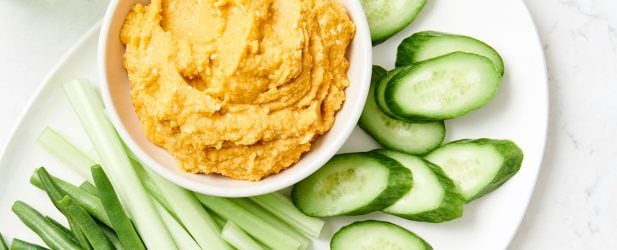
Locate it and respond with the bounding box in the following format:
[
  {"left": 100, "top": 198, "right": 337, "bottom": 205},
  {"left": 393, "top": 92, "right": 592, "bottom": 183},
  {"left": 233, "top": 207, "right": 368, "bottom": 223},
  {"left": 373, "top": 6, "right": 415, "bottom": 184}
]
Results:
[
  {"left": 331, "top": 220, "right": 432, "bottom": 250},
  {"left": 360, "top": 0, "right": 427, "bottom": 44},
  {"left": 396, "top": 31, "right": 505, "bottom": 75},
  {"left": 375, "top": 150, "right": 464, "bottom": 222},
  {"left": 291, "top": 152, "right": 412, "bottom": 217},
  {"left": 376, "top": 67, "right": 409, "bottom": 119},
  {"left": 386, "top": 52, "right": 502, "bottom": 121},
  {"left": 425, "top": 139, "right": 524, "bottom": 202},
  {"left": 360, "top": 66, "right": 445, "bottom": 155}
]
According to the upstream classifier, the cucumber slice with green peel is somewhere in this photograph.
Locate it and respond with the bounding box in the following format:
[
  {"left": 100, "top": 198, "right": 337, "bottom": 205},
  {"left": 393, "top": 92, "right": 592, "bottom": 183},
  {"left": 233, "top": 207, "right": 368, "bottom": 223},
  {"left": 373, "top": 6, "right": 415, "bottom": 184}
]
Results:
[
  {"left": 360, "top": 0, "right": 427, "bottom": 45},
  {"left": 360, "top": 66, "right": 445, "bottom": 155},
  {"left": 425, "top": 139, "right": 524, "bottom": 202},
  {"left": 375, "top": 149, "right": 464, "bottom": 222},
  {"left": 331, "top": 220, "right": 432, "bottom": 250},
  {"left": 376, "top": 67, "right": 410, "bottom": 120},
  {"left": 386, "top": 52, "right": 503, "bottom": 121},
  {"left": 396, "top": 31, "right": 505, "bottom": 75},
  {"left": 291, "top": 152, "right": 412, "bottom": 217}
]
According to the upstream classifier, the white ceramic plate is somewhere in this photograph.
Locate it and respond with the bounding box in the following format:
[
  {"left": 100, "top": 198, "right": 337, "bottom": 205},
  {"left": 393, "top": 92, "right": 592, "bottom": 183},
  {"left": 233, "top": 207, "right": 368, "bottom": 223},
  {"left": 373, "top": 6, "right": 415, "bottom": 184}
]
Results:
[{"left": 0, "top": 0, "right": 547, "bottom": 249}]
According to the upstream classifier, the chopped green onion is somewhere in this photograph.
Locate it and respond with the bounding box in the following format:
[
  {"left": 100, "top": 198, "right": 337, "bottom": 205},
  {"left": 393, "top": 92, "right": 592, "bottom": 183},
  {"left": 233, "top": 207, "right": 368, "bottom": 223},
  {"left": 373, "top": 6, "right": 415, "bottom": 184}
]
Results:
[
  {"left": 153, "top": 201, "right": 200, "bottom": 250},
  {"left": 30, "top": 168, "right": 111, "bottom": 227},
  {"left": 9, "top": 238, "right": 49, "bottom": 250},
  {"left": 11, "top": 201, "right": 81, "bottom": 250},
  {"left": 62, "top": 80, "right": 175, "bottom": 249},
  {"left": 222, "top": 221, "right": 265, "bottom": 250},
  {"left": 37, "top": 127, "right": 96, "bottom": 181},
  {"left": 57, "top": 196, "right": 113, "bottom": 250},
  {"left": 196, "top": 194, "right": 302, "bottom": 250},
  {"left": 92, "top": 165, "right": 144, "bottom": 250},
  {"left": 250, "top": 193, "right": 324, "bottom": 238}
]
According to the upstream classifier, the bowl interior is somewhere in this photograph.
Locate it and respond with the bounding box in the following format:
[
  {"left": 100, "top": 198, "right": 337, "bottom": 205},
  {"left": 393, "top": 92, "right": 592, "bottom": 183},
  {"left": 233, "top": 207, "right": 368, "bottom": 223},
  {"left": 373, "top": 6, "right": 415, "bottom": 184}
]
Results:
[{"left": 99, "top": 0, "right": 372, "bottom": 197}]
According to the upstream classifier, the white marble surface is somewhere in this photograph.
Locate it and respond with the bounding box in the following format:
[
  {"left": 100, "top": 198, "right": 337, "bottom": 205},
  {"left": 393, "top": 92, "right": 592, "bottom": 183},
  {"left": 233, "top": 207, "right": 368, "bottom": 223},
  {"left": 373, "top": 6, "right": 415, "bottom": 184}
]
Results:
[{"left": 0, "top": 0, "right": 615, "bottom": 249}]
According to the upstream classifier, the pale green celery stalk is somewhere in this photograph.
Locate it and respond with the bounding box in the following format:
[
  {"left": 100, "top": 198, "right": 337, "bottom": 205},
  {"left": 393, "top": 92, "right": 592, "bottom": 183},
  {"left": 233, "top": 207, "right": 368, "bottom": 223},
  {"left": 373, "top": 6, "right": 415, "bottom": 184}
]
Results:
[
  {"left": 196, "top": 194, "right": 302, "bottom": 250},
  {"left": 37, "top": 127, "right": 96, "bottom": 181},
  {"left": 232, "top": 199, "right": 310, "bottom": 249},
  {"left": 130, "top": 159, "right": 175, "bottom": 219},
  {"left": 249, "top": 193, "right": 324, "bottom": 238},
  {"left": 153, "top": 200, "right": 200, "bottom": 250},
  {"left": 210, "top": 211, "right": 226, "bottom": 228},
  {"left": 62, "top": 80, "right": 175, "bottom": 249},
  {"left": 139, "top": 164, "right": 231, "bottom": 250},
  {"left": 222, "top": 221, "right": 265, "bottom": 250}
]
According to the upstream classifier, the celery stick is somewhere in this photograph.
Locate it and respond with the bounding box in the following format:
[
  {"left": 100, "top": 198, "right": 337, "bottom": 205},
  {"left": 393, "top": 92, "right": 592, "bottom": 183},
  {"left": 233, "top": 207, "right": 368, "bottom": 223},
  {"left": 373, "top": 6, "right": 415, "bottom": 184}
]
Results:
[
  {"left": 153, "top": 201, "right": 200, "bottom": 250},
  {"left": 30, "top": 169, "right": 111, "bottom": 227},
  {"left": 196, "top": 194, "right": 302, "bottom": 250},
  {"left": 222, "top": 221, "right": 265, "bottom": 250},
  {"left": 130, "top": 159, "right": 175, "bottom": 219},
  {"left": 62, "top": 80, "right": 175, "bottom": 249},
  {"left": 140, "top": 165, "right": 230, "bottom": 250},
  {"left": 250, "top": 193, "right": 324, "bottom": 238},
  {"left": 210, "top": 211, "right": 226, "bottom": 228},
  {"left": 232, "top": 199, "right": 310, "bottom": 249},
  {"left": 37, "top": 127, "right": 95, "bottom": 181}
]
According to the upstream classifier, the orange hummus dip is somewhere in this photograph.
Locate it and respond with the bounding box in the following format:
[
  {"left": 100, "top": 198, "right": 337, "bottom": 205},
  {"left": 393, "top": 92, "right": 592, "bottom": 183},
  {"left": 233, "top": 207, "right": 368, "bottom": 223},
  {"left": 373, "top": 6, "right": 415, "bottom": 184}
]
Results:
[{"left": 121, "top": 0, "right": 355, "bottom": 181}]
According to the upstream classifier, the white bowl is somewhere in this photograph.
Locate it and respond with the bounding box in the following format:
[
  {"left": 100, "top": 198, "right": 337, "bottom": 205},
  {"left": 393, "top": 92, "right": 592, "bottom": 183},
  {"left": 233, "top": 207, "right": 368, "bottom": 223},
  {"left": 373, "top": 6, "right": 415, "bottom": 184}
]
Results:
[{"left": 98, "top": 0, "right": 372, "bottom": 197}]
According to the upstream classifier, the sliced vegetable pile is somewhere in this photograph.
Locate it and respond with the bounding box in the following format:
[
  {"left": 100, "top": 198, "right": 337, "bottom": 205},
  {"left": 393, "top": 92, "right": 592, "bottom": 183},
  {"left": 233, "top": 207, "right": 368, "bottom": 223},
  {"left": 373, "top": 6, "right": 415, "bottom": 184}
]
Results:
[
  {"left": 2, "top": 80, "right": 325, "bottom": 250},
  {"left": 294, "top": 6, "right": 524, "bottom": 247}
]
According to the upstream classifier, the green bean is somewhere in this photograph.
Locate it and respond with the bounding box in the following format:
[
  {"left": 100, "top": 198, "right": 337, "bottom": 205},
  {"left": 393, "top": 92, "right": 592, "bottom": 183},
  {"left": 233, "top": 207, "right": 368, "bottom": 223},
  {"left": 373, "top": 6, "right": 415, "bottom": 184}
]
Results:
[
  {"left": 79, "top": 182, "right": 98, "bottom": 197},
  {"left": 31, "top": 168, "right": 111, "bottom": 227},
  {"left": 92, "top": 165, "right": 144, "bottom": 250},
  {"left": 0, "top": 233, "right": 8, "bottom": 250},
  {"left": 11, "top": 201, "right": 81, "bottom": 250},
  {"left": 98, "top": 223, "right": 124, "bottom": 250},
  {"left": 44, "top": 216, "right": 77, "bottom": 244},
  {"left": 58, "top": 196, "right": 113, "bottom": 250},
  {"left": 68, "top": 220, "right": 91, "bottom": 250},
  {"left": 9, "top": 238, "right": 49, "bottom": 250}
]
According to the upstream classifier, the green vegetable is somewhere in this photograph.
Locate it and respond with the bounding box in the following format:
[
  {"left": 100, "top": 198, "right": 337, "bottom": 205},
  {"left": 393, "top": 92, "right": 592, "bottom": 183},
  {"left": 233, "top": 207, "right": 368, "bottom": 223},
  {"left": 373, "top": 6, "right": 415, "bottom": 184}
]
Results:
[
  {"left": 139, "top": 164, "right": 230, "bottom": 250},
  {"left": 37, "top": 127, "right": 96, "bottom": 181},
  {"left": 91, "top": 165, "right": 144, "bottom": 250},
  {"left": 249, "top": 192, "right": 324, "bottom": 238},
  {"left": 360, "top": 0, "right": 427, "bottom": 44},
  {"left": 396, "top": 31, "right": 505, "bottom": 75},
  {"left": 62, "top": 80, "right": 175, "bottom": 249},
  {"left": 425, "top": 138, "right": 524, "bottom": 202},
  {"left": 0, "top": 233, "right": 7, "bottom": 250},
  {"left": 44, "top": 216, "right": 77, "bottom": 244},
  {"left": 9, "top": 239, "right": 49, "bottom": 250},
  {"left": 57, "top": 196, "right": 113, "bottom": 250},
  {"left": 11, "top": 201, "right": 81, "bottom": 250},
  {"left": 231, "top": 199, "right": 309, "bottom": 249},
  {"left": 98, "top": 223, "right": 124, "bottom": 250},
  {"left": 374, "top": 149, "right": 465, "bottom": 222},
  {"left": 222, "top": 221, "right": 265, "bottom": 250},
  {"left": 385, "top": 52, "right": 503, "bottom": 121},
  {"left": 153, "top": 201, "right": 200, "bottom": 250},
  {"left": 331, "top": 220, "right": 432, "bottom": 250},
  {"left": 292, "top": 152, "right": 412, "bottom": 217},
  {"left": 79, "top": 182, "right": 98, "bottom": 197},
  {"left": 30, "top": 169, "right": 111, "bottom": 227},
  {"left": 360, "top": 66, "right": 446, "bottom": 155},
  {"left": 196, "top": 194, "right": 302, "bottom": 250}
]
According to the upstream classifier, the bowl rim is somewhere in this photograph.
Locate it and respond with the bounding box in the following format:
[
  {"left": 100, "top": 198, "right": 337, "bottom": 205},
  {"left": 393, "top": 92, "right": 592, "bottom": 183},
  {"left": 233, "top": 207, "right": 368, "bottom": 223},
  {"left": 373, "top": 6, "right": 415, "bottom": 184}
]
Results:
[{"left": 98, "top": 0, "right": 373, "bottom": 197}]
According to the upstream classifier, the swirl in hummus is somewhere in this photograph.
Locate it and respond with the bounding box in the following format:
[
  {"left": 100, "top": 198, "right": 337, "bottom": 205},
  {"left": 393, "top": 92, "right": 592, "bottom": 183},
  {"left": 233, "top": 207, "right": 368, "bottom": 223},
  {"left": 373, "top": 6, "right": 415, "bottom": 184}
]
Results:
[{"left": 121, "top": 0, "right": 355, "bottom": 181}]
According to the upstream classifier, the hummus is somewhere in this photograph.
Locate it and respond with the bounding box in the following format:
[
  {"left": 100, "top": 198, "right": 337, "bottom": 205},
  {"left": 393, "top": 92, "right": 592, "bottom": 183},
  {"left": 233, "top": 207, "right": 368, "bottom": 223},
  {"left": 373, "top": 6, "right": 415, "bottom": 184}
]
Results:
[{"left": 121, "top": 0, "right": 355, "bottom": 181}]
